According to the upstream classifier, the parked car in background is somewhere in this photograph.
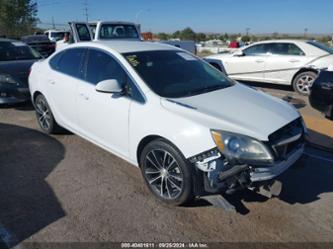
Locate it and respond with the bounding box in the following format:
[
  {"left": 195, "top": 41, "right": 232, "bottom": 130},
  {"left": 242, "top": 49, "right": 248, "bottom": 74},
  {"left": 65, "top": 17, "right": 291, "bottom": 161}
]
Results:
[
  {"left": 21, "top": 35, "right": 56, "bottom": 57},
  {"left": 205, "top": 40, "right": 333, "bottom": 95},
  {"left": 44, "top": 30, "right": 67, "bottom": 42},
  {"left": 0, "top": 39, "right": 42, "bottom": 104},
  {"left": 29, "top": 29, "right": 305, "bottom": 205},
  {"left": 160, "top": 40, "right": 196, "bottom": 54},
  {"left": 309, "top": 68, "right": 333, "bottom": 120}
]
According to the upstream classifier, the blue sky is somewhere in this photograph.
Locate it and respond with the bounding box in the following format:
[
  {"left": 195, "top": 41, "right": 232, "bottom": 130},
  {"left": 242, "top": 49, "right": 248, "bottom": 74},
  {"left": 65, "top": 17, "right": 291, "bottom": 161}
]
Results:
[{"left": 37, "top": 0, "right": 333, "bottom": 34}]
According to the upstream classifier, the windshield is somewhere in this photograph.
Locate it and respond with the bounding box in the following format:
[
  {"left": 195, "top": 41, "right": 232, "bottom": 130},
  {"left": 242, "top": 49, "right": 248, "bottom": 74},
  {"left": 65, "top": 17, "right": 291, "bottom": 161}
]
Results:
[
  {"left": 123, "top": 50, "right": 233, "bottom": 98},
  {"left": 307, "top": 41, "right": 333, "bottom": 54},
  {"left": 0, "top": 41, "right": 42, "bottom": 61},
  {"left": 50, "top": 32, "right": 65, "bottom": 41},
  {"left": 99, "top": 24, "right": 139, "bottom": 39}
]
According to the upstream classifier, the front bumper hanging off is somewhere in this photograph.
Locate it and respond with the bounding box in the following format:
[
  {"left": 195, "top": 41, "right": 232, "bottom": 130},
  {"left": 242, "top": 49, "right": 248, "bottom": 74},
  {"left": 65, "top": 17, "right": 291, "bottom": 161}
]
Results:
[{"left": 190, "top": 143, "right": 304, "bottom": 198}]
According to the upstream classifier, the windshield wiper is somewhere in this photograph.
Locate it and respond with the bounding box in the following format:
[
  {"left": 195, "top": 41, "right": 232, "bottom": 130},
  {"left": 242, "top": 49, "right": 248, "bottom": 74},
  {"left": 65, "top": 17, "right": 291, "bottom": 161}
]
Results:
[{"left": 183, "top": 85, "right": 226, "bottom": 97}]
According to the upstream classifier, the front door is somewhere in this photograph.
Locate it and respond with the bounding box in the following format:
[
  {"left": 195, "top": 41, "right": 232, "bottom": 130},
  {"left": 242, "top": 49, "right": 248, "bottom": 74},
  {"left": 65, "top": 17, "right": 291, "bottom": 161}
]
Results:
[
  {"left": 77, "top": 48, "right": 131, "bottom": 158},
  {"left": 226, "top": 43, "right": 268, "bottom": 82}
]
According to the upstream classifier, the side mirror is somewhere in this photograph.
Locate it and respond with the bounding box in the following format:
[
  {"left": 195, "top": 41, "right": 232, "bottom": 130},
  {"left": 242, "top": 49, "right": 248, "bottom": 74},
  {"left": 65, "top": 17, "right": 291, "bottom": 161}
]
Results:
[
  {"left": 95, "top": 79, "right": 123, "bottom": 94},
  {"left": 233, "top": 50, "right": 244, "bottom": 57}
]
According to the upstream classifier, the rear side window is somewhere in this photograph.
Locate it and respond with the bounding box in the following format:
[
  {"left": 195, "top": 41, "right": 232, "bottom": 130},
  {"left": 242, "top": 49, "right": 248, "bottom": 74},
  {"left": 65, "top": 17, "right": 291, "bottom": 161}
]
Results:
[
  {"left": 85, "top": 49, "right": 127, "bottom": 85},
  {"left": 268, "top": 43, "right": 305, "bottom": 56},
  {"left": 55, "top": 48, "right": 86, "bottom": 78},
  {"left": 243, "top": 44, "right": 268, "bottom": 55},
  {"left": 49, "top": 52, "right": 63, "bottom": 69}
]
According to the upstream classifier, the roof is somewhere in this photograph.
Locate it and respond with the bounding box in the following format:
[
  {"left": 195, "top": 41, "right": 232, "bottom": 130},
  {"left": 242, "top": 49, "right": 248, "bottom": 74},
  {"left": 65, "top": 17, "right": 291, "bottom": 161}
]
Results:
[
  {"left": 252, "top": 39, "right": 308, "bottom": 44},
  {"left": 89, "top": 21, "right": 137, "bottom": 25},
  {"left": 86, "top": 40, "right": 181, "bottom": 53}
]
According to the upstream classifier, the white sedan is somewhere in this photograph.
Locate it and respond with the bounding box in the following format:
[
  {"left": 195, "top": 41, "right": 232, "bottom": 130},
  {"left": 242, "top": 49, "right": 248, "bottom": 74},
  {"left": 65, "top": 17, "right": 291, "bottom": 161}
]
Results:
[
  {"left": 29, "top": 38, "right": 305, "bottom": 205},
  {"left": 205, "top": 40, "right": 333, "bottom": 95}
]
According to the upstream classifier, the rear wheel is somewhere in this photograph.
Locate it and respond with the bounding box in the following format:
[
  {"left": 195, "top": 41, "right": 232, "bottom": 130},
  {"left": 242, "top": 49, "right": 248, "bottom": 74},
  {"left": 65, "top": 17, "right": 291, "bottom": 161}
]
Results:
[
  {"left": 35, "top": 94, "right": 61, "bottom": 134},
  {"left": 292, "top": 71, "right": 317, "bottom": 96},
  {"left": 139, "top": 139, "right": 193, "bottom": 206}
]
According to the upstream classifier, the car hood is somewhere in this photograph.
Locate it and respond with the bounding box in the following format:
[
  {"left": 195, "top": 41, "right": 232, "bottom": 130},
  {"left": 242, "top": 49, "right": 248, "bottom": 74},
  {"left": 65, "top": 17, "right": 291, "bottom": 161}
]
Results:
[
  {"left": 0, "top": 60, "right": 36, "bottom": 86},
  {"left": 160, "top": 83, "right": 300, "bottom": 141}
]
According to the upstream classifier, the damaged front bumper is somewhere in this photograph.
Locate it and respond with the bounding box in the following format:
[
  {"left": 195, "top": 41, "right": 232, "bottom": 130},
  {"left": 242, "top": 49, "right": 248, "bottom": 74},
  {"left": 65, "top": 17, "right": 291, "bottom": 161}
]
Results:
[
  {"left": 250, "top": 145, "right": 304, "bottom": 182},
  {"left": 189, "top": 143, "right": 304, "bottom": 197}
]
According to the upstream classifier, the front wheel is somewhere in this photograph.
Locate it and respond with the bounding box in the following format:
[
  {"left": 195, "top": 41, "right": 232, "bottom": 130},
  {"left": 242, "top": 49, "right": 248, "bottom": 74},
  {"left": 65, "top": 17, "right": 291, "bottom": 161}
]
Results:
[
  {"left": 139, "top": 139, "right": 193, "bottom": 206},
  {"left": 292, "top": 71, "right": 317, "bottom": 96}
]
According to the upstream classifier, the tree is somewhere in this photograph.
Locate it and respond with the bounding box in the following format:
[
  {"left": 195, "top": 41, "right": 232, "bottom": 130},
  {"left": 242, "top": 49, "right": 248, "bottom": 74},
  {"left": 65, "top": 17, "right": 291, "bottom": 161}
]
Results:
[
  {"left": 157, "top": 32, "right": 169, "bottom": 40},
  {"left": 0, "top": 0, "right": 38, "bottom": 38},
  {"left": 241, "top": 35, "right": 251, "bottom": 42},
  {"left": 179, "top": 27, "right": 196, "bottom": 40},
  {"left": 196, "top": 32, "right": 206, "bottom": 42},
  {"left": 172, "top": 30, "right": 180, "bottom": 39}
]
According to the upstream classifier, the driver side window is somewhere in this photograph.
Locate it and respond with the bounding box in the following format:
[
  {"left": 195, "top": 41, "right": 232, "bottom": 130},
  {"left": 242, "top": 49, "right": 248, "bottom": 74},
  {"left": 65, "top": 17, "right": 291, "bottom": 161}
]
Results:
[{"left": 85, "top": 49, "right": 127, "bottom": 85}]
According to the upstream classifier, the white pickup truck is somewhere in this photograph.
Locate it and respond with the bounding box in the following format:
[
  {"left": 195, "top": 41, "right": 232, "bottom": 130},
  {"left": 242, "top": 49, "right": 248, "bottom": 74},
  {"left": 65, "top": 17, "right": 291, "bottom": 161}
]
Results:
[
  {"left": 56, "top": 21, "right": 142, "bottom": 50},
  {"left": 57, "top": 21, "right": 197, "bottom": 54}
]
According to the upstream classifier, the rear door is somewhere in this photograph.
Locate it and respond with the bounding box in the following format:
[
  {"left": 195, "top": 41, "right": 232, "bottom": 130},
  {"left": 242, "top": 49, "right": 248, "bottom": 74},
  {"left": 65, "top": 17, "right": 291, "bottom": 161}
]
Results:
[
  {"left": 264, "top": 43, "right": 312, "bottom": 84},
  {"left": 46, "top": 47, "right": 87, "bottom": 129},
  {"left": 69, "top": 22, "right": 93, "bottom": 43}
]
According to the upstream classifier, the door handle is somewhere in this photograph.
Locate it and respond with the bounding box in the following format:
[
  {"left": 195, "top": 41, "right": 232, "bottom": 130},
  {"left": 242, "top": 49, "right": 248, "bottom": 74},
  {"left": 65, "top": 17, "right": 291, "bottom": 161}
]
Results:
[
  {"left": 48, "top": 80, "right": 55, "bottom": 85},
  {"left": 289, "top": 59, "right": 300, "bottom": 63},
  {"left": 255, "top": 59, "right": 264, "bottom": 63}
]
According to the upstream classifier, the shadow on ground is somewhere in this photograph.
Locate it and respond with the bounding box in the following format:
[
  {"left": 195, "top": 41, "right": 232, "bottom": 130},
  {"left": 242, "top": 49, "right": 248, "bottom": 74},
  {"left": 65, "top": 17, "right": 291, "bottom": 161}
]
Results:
[
  {"left": 0, "top": 123, "right": 65, "bottom": 248},
  {"left": 307, "top": 128, "right": 333, "bottom": 151}
]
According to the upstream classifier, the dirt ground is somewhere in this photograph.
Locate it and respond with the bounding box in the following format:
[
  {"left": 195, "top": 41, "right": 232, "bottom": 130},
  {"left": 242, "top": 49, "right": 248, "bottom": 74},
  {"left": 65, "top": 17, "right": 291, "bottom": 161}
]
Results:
[{"left": 0, "top": 84, "right": 333, "bottom": 248}]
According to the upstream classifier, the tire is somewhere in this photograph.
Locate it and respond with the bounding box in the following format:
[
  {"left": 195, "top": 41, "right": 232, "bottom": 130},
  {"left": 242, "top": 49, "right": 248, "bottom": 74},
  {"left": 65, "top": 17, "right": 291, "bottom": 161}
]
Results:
[
  {"left": 292, "top": 71, "right": 317, "bottom": 96},
  {"left": 139, "top": 139, "right": 193, "bottom": 206},
  {"left": 34, "top": 94, "right": 61, "bottom": 134}
]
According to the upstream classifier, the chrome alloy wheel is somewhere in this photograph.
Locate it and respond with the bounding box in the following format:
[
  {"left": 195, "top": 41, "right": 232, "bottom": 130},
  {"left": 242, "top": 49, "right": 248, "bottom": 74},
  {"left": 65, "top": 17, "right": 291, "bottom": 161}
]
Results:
[
  {"left": 295, "top": 74, "right": 315, "bottom": 95},
  {"left": 143, "top": 149, "right": 184, "bottom": 200},
  {"left": 35, "top": 97, "right": 52, "bottom": 130}
]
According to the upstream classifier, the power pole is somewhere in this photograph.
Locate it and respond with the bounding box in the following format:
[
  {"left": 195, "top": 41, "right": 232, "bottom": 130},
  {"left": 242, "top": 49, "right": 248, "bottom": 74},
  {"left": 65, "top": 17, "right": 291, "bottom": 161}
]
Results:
[
  {"left": 304, "top": 28, "right": 308, "bottom": 38},
  {"left": 83, "top": 0, "right": 89, "bottom": 22},
  {"left": 246, "top": 27, "right": 250, "bottom": 36},
  {"left": 52, "top": 16, "right": 55, "bottom": 29}
]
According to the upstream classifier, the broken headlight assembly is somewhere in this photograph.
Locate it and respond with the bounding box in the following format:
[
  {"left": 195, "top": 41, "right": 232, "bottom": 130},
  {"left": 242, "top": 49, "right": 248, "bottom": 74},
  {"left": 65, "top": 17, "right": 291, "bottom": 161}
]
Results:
[{"left": 211, "top": 130, "right": 274, "bottom": 165}]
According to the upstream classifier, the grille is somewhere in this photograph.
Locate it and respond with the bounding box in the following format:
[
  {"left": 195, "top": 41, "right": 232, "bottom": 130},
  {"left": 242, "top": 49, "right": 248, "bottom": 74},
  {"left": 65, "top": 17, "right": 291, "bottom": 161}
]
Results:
[{"left": 268, "top": 118, "right": 304, "bottom": 161}]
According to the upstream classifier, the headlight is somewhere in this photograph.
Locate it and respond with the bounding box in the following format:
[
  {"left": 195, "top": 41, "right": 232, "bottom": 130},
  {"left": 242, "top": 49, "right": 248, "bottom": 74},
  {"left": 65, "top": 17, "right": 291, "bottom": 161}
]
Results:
[
  {"left": 0, "top": 74, "right": 16, "bottom": 84},
  {"left": 211, "top": 130, "right": 274, "bottom": 164}
]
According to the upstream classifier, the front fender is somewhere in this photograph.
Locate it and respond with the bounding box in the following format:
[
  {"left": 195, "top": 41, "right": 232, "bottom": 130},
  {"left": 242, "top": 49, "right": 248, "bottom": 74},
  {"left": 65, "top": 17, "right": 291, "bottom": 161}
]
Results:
[{"left": 129, "top": 97, "right": 216, "bottom": 165}]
